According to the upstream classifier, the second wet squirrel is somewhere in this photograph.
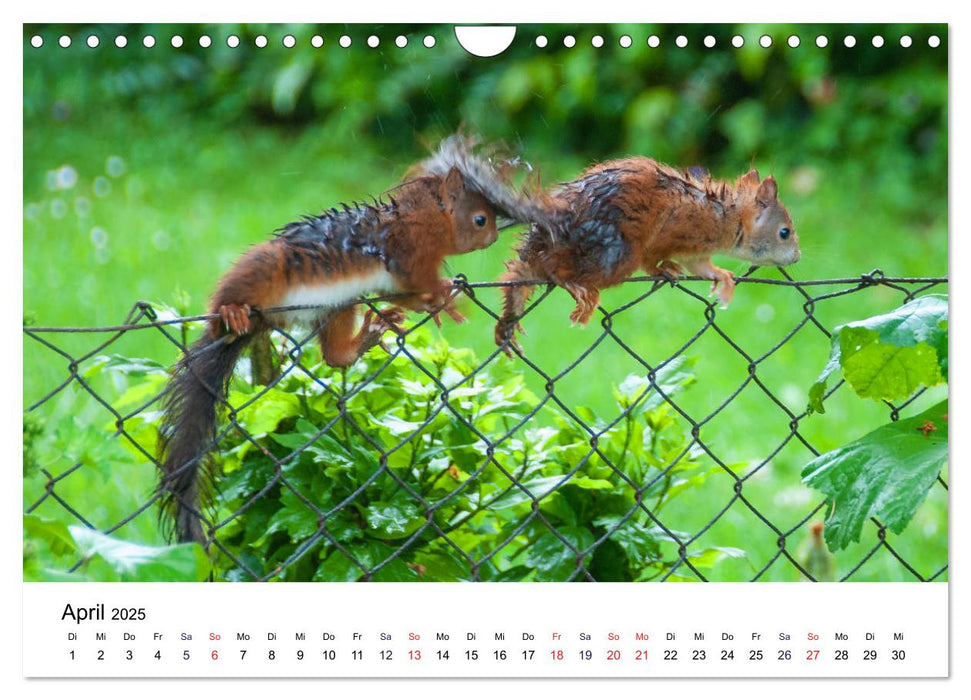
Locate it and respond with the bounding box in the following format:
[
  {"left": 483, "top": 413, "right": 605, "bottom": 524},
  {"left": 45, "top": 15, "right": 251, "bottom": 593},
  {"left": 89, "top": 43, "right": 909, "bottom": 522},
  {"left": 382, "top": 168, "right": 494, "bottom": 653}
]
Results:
[
  {"left": 495, "top": 158, "right": 800, "bottom": 353},
  {"left": 158, "top": 135, "right": 547, "bottom": 545}
]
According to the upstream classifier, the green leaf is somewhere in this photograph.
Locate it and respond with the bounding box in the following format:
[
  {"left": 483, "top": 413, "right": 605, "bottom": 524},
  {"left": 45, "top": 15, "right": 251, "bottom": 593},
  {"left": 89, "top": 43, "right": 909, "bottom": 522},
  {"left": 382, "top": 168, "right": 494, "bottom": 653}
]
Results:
[
  {"left": 235, "top": 390, "right": 301, "bottom": 436},
  {"left": 809, "top": 296, "right": 947, "bottom": 412},
  {"left": 69, "top": 527, "right": 208, "bottom": 581},
  {"left": 840, "top": 327, "right": 941, "bottom": 401},
  {"left": 686, "top": 546, "right": 747, "bottom": 570},
  {"left": 264, "top": 493, "right": 319, "bottom": 542},
  {"left": 24, "top": 514, "right": 76, "bottom": 557},
  {"left": 365, "top": 500, "right": 423, "bottom": 538},
  {"left": 808, "top": 342, "right": 843, "bottom": 414},
  {"left": 801, "top": 400, "right": 948, "bottom": 551},
  {"left": 525, "top": 528, "right": 594, "bottom": 581}
]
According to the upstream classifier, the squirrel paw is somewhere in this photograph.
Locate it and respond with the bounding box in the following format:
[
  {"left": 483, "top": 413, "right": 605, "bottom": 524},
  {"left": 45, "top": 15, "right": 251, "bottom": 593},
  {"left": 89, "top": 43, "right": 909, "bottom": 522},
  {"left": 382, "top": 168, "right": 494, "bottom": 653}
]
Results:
[
  {"left": 359, "top": 308, "right": 407, "bottom": 356},
  {"left": 420, "top": 289, "right": 466, "bottom": 327},
  {"left": 494, "top": 318, "right": 525, "bottom": 358},
  {"left": 219, "top": 303, "right": 252, "bottom": 335},
  {"left": 710, "top": 273, "right": 736, "bottom": 308},
  {"left": 563, "top": 283, "right": 601, "bottom": 327},
  {"left": 656, "top": 260, "right": 685, "bottom": 281},
  {"left": 364, "top": 308, "right": 406, "bottom": 335}
]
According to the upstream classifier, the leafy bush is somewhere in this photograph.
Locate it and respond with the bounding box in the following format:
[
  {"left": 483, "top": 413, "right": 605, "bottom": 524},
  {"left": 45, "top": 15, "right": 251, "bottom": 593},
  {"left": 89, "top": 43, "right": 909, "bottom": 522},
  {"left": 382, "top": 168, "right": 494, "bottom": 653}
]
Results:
[
  {"left": 802, "top": 295, "right": 948, "bottom": 550},
  {"left": 211, "top": 328, "right": 742, "bottom": 581},
  {"left": 24, "top": 322, "right": 745, "bottom": 582}
]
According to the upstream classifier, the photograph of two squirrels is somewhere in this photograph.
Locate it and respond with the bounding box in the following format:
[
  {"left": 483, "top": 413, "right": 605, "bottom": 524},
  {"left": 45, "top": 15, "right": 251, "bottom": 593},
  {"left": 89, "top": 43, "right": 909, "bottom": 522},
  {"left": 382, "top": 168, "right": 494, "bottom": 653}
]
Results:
[
  {"left": 23, "top": 24, "right": 947, "bottom": 583},
  {"left": 160, "top": 134, "right": 800, "bottom": 546}
]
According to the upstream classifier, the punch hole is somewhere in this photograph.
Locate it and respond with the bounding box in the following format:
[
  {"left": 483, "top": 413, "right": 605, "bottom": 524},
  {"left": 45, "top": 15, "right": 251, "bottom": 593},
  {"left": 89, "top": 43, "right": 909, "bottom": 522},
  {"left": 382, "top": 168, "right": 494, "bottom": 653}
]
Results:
[
  {"left": 312, "top": 35, "right": 324, "bottom": 48},
  {"left": 816, "top": 35, "right": 828, "bottom": 48},
  {"left": 339, "top": 35, "right": 352, "bottom": 48},
  {"left": 454, "top": 26, "right": 515, "bottom": 56},
  {"left": 58, "top": 35, "right": 71, "bottom": 48},
  {"left": 591, "top": 35, "right": 604, "bottom": 48},
  {"left": 535, "top": 35, "right": 548, "bottom": 48},
  {"left": 928, "top": 35, "right": 941, "bottom": 48},
  {"left": 255, "top": 35, "right": 268, "bottom": 48},
  {"left": 900, "top": 35, "right": 913, "bottom": 48},
  {"left": 564, "top": 35, "right": 576, "bottom": 48},
  {"left": 199, "top": 35, "right": 212, "bottom": 48},
  {"left": 423, "top": 35, "right": 436, "bottom": 48},
  {"left": 227, "top": 35, "right": 240, "bottom": 48},
  {"left": 844, "top": 35, "right": 857, "bottom": 48},
  {"left": 787, "top": 35, "right": 800, "bottom": 48},
  {"left": 872, "top": 35, "right": 884, "bottom": 48},
  {"left": 30, "top": 35, "right": 43, "bottom": 48},
  {"left": 283, "top": 35, "right": 296, "bottom": 48},
  {"left": 647, "top": 35, "right": 660, "bottom": 48},
  {"left": 143, "top": 36, "right": 156, "bottom": 48},
  {"left": 703, "top": 35, "right": 716, "bottom": 48},
  {"left": 394, "top": 35, "right": 407, "bottom": 48},
  {"left": 115, "top": 35, "right": 128, "bottom": 48},
  {"left": 86, "top": 35, "right": 100, "bottom": 49},
  {"left": 675, "top": 35, "right": 688, "bottom": 48},
  {"left": 619, "top": 35, "right": 632, "bottom": 48},
  {"left": 759, "top": 35, "right": 772, "bottom": 48},
  {"left": 171, "top": 35, "right": 183, "bottom": 48},
  {"left": 731, "top": 35, "right": 744, "bottom": 48},
  {"left": 367, "top": 35, "right": 380, "bottom": 48}
]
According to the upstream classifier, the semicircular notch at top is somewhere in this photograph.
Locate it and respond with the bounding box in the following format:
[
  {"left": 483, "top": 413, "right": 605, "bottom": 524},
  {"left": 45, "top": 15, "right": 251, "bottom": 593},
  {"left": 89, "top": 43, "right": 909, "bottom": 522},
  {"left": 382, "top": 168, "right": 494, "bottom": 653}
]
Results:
[{"left": 454, "top": 25, "right": 517, "bottom": 57}]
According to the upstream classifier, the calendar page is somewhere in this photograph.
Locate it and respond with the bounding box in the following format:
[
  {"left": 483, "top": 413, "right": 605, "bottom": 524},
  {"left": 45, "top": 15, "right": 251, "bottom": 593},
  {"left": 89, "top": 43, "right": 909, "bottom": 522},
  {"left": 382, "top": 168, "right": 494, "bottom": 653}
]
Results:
[{"left": 20, "top": 12, "right": 951, "bottom": 685}]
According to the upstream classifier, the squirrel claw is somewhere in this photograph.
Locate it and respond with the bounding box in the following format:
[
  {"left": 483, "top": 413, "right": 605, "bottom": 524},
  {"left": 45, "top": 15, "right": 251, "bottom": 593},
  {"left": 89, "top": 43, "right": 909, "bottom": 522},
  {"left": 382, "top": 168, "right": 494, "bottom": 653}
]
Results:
[
  {"left": 364, "top": 308, "right": 406, "bottom": 335},
  {"left": 219, "top": 303, "right": 252, "bottom": 336},
  {"left": 656, "top": 260, "right": 685, "bottom": 282}
]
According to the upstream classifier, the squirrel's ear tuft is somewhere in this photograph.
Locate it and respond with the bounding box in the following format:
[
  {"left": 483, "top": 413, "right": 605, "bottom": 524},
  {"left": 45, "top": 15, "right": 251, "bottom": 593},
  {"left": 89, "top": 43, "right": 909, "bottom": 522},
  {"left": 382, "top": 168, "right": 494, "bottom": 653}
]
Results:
[
  {"left": 441, "top": 166, "right": 465, "bottom": 207},
  {"left": 756, "top": 176, "right": 778, "bottom": 207}
]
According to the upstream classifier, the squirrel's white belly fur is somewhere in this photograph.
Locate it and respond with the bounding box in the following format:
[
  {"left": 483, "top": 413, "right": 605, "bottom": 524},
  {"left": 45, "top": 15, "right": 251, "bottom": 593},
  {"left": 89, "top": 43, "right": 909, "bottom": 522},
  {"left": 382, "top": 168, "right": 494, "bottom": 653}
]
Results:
[{"left": 278, "top": 269, "right": 399, "bottom": 326}]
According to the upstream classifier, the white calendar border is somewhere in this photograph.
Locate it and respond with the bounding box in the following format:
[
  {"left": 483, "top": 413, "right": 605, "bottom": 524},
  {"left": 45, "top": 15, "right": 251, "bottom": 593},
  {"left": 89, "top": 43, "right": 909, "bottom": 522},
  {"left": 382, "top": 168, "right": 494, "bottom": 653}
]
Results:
[{"left": 6, "top": 1, "right": 963, "bottom": 697}]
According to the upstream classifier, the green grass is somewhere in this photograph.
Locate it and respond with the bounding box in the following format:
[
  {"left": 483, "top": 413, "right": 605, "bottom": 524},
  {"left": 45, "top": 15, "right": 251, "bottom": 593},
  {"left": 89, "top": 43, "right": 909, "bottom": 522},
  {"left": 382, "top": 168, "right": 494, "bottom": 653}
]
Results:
[{"left": 23, "top": 111, "right": 947, "bottom": 582}]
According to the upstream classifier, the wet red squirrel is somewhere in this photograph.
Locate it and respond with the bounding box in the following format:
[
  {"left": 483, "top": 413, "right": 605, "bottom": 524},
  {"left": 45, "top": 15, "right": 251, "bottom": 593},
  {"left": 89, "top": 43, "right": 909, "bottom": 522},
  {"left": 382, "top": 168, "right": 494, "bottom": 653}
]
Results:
[
  {"left": 157, "top": 135, "right": 550, "bottom": 545},
  {"left": 494, "top": 159, "right": 800, "bottom": 354}
]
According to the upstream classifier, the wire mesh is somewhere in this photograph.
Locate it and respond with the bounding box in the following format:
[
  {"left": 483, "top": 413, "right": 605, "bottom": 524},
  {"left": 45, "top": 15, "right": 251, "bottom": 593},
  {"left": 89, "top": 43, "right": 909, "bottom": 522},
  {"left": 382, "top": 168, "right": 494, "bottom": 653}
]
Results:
[{"left": 23, "top": 269, "right": 949, "bottom": 582}]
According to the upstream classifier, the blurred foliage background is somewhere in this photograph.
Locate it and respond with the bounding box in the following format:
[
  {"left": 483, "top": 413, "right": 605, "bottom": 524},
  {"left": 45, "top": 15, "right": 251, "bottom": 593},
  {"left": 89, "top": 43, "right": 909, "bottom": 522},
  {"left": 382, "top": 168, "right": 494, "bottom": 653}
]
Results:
[{"left": 23, "top": 23, "right": 947, "bottom": 581}]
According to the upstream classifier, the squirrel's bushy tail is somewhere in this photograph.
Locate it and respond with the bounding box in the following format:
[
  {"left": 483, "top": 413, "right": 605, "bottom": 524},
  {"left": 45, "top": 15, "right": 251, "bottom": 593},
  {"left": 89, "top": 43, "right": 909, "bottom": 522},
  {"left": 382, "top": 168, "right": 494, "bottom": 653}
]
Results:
[{"left": 157, "top": 332, "right": 252, "bottom": 545}]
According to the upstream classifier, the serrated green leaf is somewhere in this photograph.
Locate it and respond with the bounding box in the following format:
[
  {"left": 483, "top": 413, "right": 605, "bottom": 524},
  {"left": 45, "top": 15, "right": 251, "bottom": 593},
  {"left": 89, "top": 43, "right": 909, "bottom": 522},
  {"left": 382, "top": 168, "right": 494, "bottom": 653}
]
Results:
[
  {"left": 809, "top": 296, "right": 947, "bottom": 412},
  {"left": 801, "top": 400, "right": 948, "bottom": 551},
  {"left": 840, "top": 327, "right": 941, "bottom": 401}
]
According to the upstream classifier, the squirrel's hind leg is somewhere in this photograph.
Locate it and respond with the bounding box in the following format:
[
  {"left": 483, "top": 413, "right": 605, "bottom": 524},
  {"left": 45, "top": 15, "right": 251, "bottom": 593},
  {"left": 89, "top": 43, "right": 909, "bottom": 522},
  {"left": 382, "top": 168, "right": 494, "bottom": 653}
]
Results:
[
  {"left": 495, "top": 260, "right": 539, "bottom": 356},
  {"left": 317, "top": 306, "right": 404, "bottom": 368}
]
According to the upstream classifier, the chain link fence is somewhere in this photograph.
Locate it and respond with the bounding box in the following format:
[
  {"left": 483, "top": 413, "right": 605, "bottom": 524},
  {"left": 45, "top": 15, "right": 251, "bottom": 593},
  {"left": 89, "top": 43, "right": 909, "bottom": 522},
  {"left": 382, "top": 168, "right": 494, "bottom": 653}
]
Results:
[{"left": 23, "top": 269, "right": 948, "bottom": 583}]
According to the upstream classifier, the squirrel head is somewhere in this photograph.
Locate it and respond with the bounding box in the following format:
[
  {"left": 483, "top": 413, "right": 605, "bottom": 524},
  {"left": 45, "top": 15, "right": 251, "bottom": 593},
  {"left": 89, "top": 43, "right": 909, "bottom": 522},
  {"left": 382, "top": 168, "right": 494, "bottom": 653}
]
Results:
[
  {"left": 440, "top": 167, "right": 499, "bottom": 254},
  {"left": 416, "top": 133, "right": 558, "bottom": 233},
  {"left": 734, "top": 170, "right": 800, "bottom": 266}
]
